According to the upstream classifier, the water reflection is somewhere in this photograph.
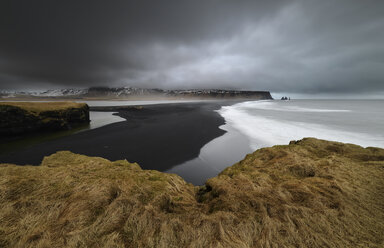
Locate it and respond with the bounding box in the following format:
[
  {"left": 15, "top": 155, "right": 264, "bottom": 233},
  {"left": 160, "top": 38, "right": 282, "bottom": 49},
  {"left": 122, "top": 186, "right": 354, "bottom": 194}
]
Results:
[
  {"left": 0, "top": 111, "right": 125, "bottom": 155},
  {"left": 89, "top": 111, "right": 125, "bottom": 129},
  {"left": 0, "top": 123, "right": 90, "bottom": 155},
  {"left": 166, "top": 123, "right": 253, "bottom": 185}
]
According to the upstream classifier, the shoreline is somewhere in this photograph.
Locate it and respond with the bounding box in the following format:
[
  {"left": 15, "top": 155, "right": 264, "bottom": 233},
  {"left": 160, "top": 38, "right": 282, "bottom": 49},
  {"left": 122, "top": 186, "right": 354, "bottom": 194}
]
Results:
[
  {"left": 0, "top": 101, "right": 240, "bottom": 173},
  {"left": 167, "top": 121, "right": 253, "bottom": 185}
]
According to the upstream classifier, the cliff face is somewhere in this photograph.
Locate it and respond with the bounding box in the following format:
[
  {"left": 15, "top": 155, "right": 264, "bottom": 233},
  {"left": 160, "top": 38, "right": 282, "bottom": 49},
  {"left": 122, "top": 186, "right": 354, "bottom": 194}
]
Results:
[
  {"left": 0, "top": 102, "right": 90, "bottom": 136},
  {"left": 167, "top": 90, "right": 273, "bottom": 100},
  {"left": 0, "top": 138, "right": 383, "bottom": 247},
  {"left": 1, "top": 87, "right": 273, "bottom": 100},
  {"left": 84, "top": 87, "right": 273, "bottom": 100}
]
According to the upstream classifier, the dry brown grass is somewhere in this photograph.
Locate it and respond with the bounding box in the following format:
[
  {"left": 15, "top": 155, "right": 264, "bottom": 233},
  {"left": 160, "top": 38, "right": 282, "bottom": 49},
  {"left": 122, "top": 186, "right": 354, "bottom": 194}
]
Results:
[
  {"left": 0, "top": 102, "right": 87, "bottom": 113},
  {"left": 0, "top": 138, "right": 383, "bottom": 247}
]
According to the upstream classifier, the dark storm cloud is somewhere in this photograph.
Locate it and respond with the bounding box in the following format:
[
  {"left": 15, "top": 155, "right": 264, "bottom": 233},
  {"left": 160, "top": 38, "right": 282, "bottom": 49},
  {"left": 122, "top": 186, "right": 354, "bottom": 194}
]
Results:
[{"left": 0, "top": 0, "right": 383, "bottom": 95}]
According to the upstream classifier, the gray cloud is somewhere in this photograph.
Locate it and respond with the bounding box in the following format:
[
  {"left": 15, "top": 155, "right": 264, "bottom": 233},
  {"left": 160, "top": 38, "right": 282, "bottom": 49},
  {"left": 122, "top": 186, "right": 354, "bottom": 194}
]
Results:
[{"left": 0, "top": 0, "right": 383, "bottom": 95}]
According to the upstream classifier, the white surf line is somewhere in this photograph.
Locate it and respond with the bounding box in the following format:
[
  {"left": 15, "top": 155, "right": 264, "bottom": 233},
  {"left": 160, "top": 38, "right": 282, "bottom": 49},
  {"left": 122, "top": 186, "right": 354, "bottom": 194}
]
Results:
[{"left": 218, "top": 101, "right": 384, "bottom": 149}]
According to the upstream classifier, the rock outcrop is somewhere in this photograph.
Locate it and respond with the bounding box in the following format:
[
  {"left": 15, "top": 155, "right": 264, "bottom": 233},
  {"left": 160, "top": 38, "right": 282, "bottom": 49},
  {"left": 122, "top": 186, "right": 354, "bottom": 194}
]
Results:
[
  {"left": 0, "top": 138, "right": 383, "bottom": 247},
  {"left": 0, "top": 102, "right": 90, "bottom": 136}
]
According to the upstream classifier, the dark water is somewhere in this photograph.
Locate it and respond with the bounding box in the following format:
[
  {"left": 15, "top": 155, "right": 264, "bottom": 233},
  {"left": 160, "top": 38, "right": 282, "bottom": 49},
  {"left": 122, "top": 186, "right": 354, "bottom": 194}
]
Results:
[
  {"left": 2, "top": 100, "right": 382, "bottom": 186},
  {"left": 0, "top": 102, "right": 227, "bottom": 184}
]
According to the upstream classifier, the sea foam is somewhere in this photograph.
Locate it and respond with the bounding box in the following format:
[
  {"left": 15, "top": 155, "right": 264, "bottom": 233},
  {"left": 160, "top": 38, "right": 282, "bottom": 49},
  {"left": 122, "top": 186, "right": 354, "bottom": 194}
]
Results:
[{"left": 218, "top": 100, "right": 384, "bottom": 149}]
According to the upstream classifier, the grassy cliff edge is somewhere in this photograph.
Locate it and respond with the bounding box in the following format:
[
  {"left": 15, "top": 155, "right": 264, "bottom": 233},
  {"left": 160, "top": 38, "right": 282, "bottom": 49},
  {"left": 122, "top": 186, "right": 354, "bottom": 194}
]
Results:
[
  {"left": 0, "top": 138, "right": 383, "bottom": 247},
  {"left": 0, "top": 102, "right": 90, "bottom": 136}
]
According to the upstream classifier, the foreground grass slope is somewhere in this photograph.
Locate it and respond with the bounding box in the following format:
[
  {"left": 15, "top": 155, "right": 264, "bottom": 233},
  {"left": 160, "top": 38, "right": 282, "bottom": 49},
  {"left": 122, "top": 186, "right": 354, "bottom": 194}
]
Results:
[
  {"left": 0, "top": 102, "right": 89, "bottom": 136},
  {"left": 0, "top": 138, "right": 383, "bottom": 247}
]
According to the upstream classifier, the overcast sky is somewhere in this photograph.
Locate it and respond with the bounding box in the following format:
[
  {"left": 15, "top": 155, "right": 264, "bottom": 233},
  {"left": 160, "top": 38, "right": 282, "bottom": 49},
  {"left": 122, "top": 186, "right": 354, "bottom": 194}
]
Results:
[{"left": 0, "top": 0, "right": 383, "bottom": 96}]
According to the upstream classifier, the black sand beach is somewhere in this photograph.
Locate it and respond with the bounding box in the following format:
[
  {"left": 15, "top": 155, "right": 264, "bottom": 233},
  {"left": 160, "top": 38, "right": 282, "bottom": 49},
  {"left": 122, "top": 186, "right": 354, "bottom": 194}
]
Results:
[{"left": 0, "top": 101, "right": 235, "bottom": 172}]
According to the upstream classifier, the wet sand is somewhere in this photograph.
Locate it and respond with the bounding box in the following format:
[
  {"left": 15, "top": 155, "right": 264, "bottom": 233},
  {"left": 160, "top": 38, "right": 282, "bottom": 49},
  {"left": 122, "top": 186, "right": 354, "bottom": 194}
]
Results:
[{"left": 0, "top": 101, "right": 236, "bottom": 172}]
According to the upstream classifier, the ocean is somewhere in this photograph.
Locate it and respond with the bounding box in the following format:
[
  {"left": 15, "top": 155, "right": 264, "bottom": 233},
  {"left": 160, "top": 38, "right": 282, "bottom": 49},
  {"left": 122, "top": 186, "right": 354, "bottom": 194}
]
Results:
[
  {"left": 168, "top": 99, "right": 384, "bottom": 184},
  {"left": 219, "top": 99, "right": 384, "bottom": 149},
  {"left": 2, "top": 99, "right": 383, "bottom": 185}
]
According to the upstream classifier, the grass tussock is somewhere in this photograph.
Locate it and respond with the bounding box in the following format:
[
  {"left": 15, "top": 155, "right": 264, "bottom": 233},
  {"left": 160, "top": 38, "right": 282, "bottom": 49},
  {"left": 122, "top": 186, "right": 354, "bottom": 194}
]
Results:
[
  {"left": 0, "top": 102, "right": 87, "bottom": 113},
  {"left": 0, "top": 138, "right": 383, "bottom": 247}
]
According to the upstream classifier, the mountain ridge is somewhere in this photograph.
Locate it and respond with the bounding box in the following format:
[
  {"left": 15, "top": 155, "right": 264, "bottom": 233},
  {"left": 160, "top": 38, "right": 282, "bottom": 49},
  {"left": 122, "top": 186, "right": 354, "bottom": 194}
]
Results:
[{"left": 0, "top": 87, "right": 273, "bottom": 100}]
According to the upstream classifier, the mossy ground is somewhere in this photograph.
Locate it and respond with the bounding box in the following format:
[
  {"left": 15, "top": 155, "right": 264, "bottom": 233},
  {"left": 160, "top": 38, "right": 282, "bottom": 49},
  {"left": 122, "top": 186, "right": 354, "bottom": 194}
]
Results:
[
  {"left": 0, "top": 102, "right": 89, "bottom": 136},
  {"left": 0, "top": 102, "right": 87, "bottom": 113},
  {"left": 0, "top": 138, "right": 383, "bottom": 247}
]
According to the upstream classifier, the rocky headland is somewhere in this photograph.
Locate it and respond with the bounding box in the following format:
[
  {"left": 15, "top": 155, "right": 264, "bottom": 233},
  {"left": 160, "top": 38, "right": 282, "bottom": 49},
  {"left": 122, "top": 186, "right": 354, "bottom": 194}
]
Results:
[
  {"left": 0, "top": 102, "right": 90, "bottom": 137},
  {"left": 0, "top": 87, "right": 273, "bottom": 100},
  {"left": 0, "top": 138, "right": 383, "bottom": 247}
]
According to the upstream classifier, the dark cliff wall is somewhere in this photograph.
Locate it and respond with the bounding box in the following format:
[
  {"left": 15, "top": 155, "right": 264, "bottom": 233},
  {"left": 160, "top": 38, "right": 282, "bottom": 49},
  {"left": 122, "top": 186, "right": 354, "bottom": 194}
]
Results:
[
  {"left": 0, "top": 103, "right": 90, "bottom": 137},
  {"left": 171, "top": 90, "right": 273, "bottom": 100},
  {"left": 83, "top": 87, "right": 274, "bottom": 100}
]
